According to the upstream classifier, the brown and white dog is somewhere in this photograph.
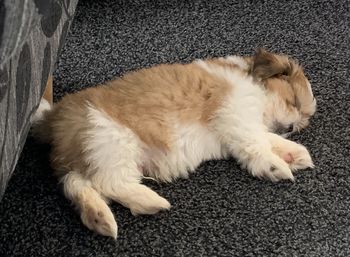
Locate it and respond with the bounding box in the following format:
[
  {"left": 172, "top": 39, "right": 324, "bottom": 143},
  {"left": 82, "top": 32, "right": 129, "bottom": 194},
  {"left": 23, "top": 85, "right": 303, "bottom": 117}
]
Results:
[{"left": 32, "top": 49, "right": 316, "bottom": 238}]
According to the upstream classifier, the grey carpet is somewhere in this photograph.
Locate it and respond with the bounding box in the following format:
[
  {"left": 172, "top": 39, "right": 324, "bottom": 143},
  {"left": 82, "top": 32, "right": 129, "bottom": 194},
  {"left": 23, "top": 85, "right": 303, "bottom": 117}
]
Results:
[{"left": 1, "top": 0, "right": 349, "bottom": 256}]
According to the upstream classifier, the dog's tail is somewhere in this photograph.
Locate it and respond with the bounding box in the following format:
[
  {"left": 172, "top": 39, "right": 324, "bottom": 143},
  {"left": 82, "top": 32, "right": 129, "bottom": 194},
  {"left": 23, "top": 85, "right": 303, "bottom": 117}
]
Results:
[{"left": 31, "top": 98, "right": 54, "bottom": 143}]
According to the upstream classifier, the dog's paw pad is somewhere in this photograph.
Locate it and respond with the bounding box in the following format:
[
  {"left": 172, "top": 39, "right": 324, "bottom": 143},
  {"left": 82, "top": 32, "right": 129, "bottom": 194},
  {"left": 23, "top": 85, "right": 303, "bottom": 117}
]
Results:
[
  {"left": 288, "top": 147, "right": 314, "bottom": 171},
  {"left": 282, "top": 153, "right": 294, "bottom": 164}
]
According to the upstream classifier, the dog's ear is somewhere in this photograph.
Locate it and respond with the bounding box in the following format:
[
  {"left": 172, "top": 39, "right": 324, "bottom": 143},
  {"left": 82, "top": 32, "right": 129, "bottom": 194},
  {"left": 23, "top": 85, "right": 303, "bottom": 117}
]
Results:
[{"left": 251, "top": 49, "right": 292, "bottom": 80}]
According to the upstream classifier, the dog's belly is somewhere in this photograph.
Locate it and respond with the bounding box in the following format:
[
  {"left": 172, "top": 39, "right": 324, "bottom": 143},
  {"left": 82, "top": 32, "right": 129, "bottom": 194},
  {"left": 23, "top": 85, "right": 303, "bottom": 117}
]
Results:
[{"left": 141, "top": 123, "right": 228, "bottom": 182}]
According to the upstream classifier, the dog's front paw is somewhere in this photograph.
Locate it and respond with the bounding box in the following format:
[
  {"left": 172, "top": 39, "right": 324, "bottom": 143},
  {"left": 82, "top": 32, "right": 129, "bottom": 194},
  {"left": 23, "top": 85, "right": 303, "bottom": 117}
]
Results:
[
  {"left": 284, "top": 144, "right": 314, "bottom": 171},
  {"left": 248, "top": 153, "right": 294, "bottom": 182},
  {"left": 268, "top": 133, "right": 314, "bottom": 172}
]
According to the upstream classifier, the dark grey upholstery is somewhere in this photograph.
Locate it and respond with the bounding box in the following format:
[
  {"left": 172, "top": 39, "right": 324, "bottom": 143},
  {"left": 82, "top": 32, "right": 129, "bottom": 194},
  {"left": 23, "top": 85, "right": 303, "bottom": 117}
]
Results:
[{"left": 0, "top": 0, "right": 78, "bottom": 199}]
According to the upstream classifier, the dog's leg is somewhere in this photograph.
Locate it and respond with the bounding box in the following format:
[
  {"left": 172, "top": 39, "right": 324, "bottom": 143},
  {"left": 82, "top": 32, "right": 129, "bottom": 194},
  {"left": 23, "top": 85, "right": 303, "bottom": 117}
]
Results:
[
  {"left": 61, "top": 171, "right": 118, "bottom": 238},
  {"left": 89, "top": 160, "right": 170, "bottom": 216},
  {"left": 85, "top": 106, "right": 170, "bottom": 218},
  {"left": 98, "top": 182, "right": 171, "bottom": 216},
  {"left": 213, "top": 122, "right": 293, "bottom": 181},
  {"left": 267, "top": 132, "right": 314, "bottom": 171},
  {"left": 229, "top": 132, "right": 294, "bottom": 182}
]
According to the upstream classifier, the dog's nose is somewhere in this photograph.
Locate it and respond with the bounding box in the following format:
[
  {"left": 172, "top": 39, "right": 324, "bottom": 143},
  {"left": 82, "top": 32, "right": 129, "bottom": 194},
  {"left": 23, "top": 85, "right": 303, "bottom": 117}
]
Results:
[{"left": 287, "top": 124, "right": 294, "bottom": 133}]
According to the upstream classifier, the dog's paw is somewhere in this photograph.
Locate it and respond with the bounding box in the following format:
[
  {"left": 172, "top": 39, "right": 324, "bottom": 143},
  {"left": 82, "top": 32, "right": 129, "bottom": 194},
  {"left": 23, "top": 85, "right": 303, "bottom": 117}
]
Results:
[
  {"left": 285, "top": 144, "right": 314, "bottom": 171},
  {"left": 80, "top": 201, "right": 118, "bottom": 239},
  {"left": 269, "top": 133, "right": 314, "bottom": 172},
  {"left": 248, "top": 153, "right": 294, "bottom": 182}
]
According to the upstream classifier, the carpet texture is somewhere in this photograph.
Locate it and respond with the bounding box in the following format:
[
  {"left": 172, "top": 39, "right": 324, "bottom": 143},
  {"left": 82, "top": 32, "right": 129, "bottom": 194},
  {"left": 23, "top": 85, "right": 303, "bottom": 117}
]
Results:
[{"left": 1, "top": 0, "right": 349, "bottom": 256}]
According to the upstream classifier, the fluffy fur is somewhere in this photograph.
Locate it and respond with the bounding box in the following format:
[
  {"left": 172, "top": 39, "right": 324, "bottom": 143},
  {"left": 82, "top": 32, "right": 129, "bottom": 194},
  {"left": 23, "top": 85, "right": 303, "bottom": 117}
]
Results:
[{"left": 32, "top": 49, "right": 316, "bottom": 238}]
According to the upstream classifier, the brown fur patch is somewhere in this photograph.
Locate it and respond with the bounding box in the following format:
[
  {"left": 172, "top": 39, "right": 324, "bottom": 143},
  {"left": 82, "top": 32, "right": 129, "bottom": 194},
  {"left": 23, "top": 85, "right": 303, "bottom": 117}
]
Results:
[
  {"left": 91, "top": 63, "right": 232, "bottom": 150},
  {"left": 251, "top": 49, "right": 291, "bottom": 80}
]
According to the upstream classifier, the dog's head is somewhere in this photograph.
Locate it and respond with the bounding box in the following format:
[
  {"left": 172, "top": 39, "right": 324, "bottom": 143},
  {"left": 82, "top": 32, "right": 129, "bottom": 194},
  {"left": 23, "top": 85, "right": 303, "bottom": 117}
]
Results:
[{"left": 251, "top": 49, "right": 316, "bottom": 135}]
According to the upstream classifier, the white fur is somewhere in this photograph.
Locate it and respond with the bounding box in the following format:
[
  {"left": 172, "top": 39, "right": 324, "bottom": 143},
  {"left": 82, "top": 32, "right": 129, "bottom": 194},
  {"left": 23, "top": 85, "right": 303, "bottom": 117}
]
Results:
[
  {"left": 84, "top": 105, "right": 142, "bottom": 188},
  {"left": 142, "top": 123, "right": 228, "bottom": 182},
  {"left": 223, "top": 55, "right": 249, "bottom": 70},
  {"left": 31, "top": 98, "right": 51, "bottom": 123}
]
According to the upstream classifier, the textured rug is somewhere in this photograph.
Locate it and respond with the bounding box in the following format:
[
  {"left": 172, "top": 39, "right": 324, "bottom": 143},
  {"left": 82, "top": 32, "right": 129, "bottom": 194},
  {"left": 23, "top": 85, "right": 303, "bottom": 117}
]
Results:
[{"left": 1, "top": 0, "right": 349, "bottom": 256}]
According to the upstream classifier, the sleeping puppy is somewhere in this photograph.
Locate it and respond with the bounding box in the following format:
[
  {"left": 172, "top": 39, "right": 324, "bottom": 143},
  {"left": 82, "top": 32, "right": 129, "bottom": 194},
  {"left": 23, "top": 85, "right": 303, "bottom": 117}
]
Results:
[{"left": 32, "top": 49, "right": 316, "bottom": 238}]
